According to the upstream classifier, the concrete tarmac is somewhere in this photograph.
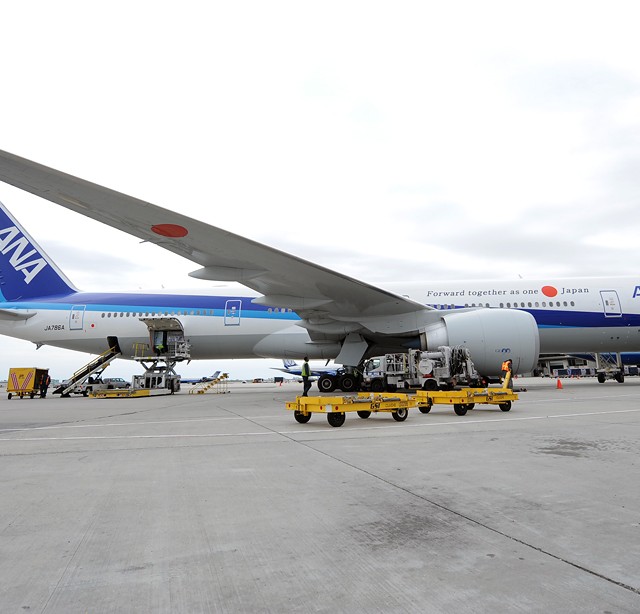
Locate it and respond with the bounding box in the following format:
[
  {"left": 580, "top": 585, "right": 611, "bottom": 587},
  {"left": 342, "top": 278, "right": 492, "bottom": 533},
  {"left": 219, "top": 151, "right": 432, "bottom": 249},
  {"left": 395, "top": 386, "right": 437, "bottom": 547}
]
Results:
[{"left": 1, "top": 378, "right": 639, "bottom": 613}]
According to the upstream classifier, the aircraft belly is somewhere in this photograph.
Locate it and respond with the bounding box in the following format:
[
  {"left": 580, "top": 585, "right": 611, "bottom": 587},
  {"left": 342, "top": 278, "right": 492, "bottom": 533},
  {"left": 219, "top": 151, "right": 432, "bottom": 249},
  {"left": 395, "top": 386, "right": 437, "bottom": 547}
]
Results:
[{"left": 539, "top": 327, "right": 640, "bottom": 353}]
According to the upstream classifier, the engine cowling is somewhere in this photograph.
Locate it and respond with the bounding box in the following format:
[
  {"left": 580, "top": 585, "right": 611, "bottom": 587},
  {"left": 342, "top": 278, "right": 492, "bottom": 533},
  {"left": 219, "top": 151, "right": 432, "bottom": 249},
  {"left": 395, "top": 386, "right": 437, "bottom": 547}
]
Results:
[{"left": 422, "top": 309, "right": 540, "bottom": 375}]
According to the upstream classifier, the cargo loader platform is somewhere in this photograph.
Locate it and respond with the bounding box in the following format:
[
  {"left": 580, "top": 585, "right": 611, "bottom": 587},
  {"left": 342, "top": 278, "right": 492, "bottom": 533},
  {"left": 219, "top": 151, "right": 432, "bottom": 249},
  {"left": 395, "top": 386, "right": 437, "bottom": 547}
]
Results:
[{"left": 286, "top": 392, "right": 416, "bottom": 427}]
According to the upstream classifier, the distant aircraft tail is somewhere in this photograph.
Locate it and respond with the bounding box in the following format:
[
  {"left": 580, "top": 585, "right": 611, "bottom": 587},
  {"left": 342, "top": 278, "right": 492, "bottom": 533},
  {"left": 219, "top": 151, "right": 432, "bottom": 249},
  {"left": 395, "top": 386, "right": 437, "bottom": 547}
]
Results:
[
  {"left": 0, "top": 200, "right": 77, "bottom": 301},
  {"left": 283, "top": 359, "right": 297, "bottom": 369}
]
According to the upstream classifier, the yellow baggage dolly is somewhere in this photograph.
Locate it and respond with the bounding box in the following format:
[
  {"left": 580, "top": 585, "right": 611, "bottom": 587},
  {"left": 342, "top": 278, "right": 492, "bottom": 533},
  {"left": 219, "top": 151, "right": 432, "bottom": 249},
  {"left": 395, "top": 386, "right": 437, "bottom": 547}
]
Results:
[
  {"left": 7, "top": 367, "right": 49, "bottom": 399},
  {"left": 286, "top": 392, "right": 416, "bottom": 427},
  {"left": 415, "top": 375, "right": 518, "bottom": 416}
]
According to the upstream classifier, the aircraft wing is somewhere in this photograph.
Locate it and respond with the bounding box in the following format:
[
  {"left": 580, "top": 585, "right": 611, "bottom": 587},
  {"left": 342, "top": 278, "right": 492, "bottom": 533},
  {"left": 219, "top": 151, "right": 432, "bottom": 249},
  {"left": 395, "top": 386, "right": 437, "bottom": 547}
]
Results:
[
  {"left": 0, "top": 150, "right": 433, "bottom": 357},
  {"left": 0, "top": 308, "right": 36, "bottom": 321}
]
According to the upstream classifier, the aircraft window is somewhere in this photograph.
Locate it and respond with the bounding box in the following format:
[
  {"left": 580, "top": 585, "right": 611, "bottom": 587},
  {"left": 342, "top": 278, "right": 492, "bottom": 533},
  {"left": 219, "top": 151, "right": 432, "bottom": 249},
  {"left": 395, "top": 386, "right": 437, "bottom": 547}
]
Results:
[
  {"left": 506, "top": 303, "right": 511, "bottom": 308},
  {"left": 101, "top": 313, "right": 105, "bottom": 318},
  {"left": 571, "top": 301, "right": 575, "bottom": 306},
  {"left": 107, "top": 313, "right": 111, "bottom": 318},
  {"left": 119, "top": 312, "right": 123, "bottom": 317},
  {"left": 563, "top": 301, "right": 568, "bottom": 307},
  {"left": 556, "top": 302, "right": 561, "bottom": 307},
  {"left": 528, "top": 302, "right": 532, "bottom": 308},
  {"left": 535, "top": 302, "right": 539, "bottom": 307},
  {"left": 542, "top": 302, "right": 546, "bottom": 307},
  {"left": 499, "top": 303, "right": 504, "bottom": 308},
  {"left": 190, "top": 311, "right": 195, "bottom": 315}
]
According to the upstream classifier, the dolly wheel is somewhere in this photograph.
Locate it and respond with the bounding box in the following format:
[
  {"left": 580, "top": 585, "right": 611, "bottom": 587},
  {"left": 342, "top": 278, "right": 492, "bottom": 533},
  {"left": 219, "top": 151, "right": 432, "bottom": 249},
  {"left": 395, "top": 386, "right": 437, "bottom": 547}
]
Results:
[
  {"left": 327, "top": 412, "right": 346, "bottom": 427},
  {"left": 419, "top": 405, "right": 431, "bottom": 414},
  {"left": 357, "top": 411, "right": 371, "bottom": 419},
  {"left": 454, "top": 404, "right": 468, "bottom": 416},
  {"left": 392, "top": 407, "right": 408, "bottom": 422},
  {"left": 294, "top": 410, "right": 311, "bottom": 424},
  {"left": 499, "top": 401, "right": 512, "bottom": 412}
]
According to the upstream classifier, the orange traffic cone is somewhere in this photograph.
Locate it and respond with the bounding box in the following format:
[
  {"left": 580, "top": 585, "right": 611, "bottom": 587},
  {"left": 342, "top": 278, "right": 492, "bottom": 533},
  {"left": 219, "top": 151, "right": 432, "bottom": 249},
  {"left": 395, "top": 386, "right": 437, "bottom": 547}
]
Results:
[{"left": 556, "top": 378, "right": 563, "bottom": 389}]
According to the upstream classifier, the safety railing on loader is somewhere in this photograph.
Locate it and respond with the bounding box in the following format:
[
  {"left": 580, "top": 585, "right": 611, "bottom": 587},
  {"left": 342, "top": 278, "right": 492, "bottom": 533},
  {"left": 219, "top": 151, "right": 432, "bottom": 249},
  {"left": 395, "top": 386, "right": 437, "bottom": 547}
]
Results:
[{"left": 53, "top": 346, "right": 121, "bottom": 397}]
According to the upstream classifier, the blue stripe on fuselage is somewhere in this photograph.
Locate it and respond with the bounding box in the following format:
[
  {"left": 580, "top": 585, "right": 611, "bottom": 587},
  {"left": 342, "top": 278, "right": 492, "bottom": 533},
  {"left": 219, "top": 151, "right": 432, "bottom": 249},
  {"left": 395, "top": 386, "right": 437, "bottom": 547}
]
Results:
[{"left": 3, "top": 291, "right": 300, "bottom": 320}]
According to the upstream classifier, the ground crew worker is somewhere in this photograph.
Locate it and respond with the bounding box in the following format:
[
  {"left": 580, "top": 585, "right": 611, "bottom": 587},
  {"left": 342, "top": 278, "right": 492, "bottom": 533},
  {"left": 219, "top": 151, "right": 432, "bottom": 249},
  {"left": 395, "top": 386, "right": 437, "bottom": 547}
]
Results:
[
  {"left": 39, "top": 373, "right": 51, "bottom": 398},
  {"left": 301, "top": 357, "right": 312, "bottom": 397},
  {"left": 501, "top": 359, "right": 513, "bottom": 389}
]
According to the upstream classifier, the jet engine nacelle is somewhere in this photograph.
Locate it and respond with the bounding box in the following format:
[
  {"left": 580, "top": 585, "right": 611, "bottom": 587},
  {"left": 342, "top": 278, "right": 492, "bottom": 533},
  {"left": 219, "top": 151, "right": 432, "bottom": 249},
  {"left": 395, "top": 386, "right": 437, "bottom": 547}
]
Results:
[{"left": 423, "top": 309, "right": 540, "bottom": 375}]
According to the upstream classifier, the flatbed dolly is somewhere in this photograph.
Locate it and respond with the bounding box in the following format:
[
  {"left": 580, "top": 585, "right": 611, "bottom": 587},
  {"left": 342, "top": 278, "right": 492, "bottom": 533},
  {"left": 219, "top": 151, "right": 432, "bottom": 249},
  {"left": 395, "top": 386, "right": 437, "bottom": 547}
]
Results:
[
  {"left": 286, "top": 392, "right": 416, "bottom": 427},
  {"left": 415, "top": 386, "right": 518, "bottom": 416}
]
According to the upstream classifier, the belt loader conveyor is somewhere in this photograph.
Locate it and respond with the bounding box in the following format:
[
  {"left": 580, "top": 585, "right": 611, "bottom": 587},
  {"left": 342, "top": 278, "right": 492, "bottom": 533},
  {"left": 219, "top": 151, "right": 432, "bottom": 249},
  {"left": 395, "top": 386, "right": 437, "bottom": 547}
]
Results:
[{"left": 286, "top": 392, "right": 416, "bottom": 427}]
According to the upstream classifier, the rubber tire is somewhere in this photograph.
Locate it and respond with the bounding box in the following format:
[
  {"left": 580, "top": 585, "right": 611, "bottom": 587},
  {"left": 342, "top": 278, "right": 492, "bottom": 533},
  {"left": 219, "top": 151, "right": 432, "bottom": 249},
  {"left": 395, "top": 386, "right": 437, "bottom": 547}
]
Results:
[
  {"left": 318, "top": 375, "right": 336, "bottom": 393},
  {"left": 422, "top": 379, "right": 438, "bottom": 391},
  {"left": 597, "top": 373, "right": 606, "bottom": 384},
  {"left": 466, "top": 403, "right": 475, "bottom": 410},
  {"left": 357, "top": 411, "right": 371, "bottom": 419},
  {"left": 615, "top": 373, "right": 625, "bottom": 383},
  {"left": 339, "top": 375, "right": 357, "bottom": 393},
  {"left": 392, "top": 407, "right": 408, "bottom": 422},
  {"left": 7, "top": 393, "right": 11, "bottom": 400},
  {"left": 327, "top": 412, "right": 346, "bottom": 427},
  {"left": 499, "top": 401, "right": 512, "bottom": 411},
  {"left": 294, "top": 411, "right": 311, "bottom": 424},
  {"left": 454, "top": 404, "right": 468, "bottom": 416},
  {"left": 370, "top": 379, "right": 384, "bottom": 392},
  {"left": 419, "top": 405, "right": 431, "bottom": 414}
]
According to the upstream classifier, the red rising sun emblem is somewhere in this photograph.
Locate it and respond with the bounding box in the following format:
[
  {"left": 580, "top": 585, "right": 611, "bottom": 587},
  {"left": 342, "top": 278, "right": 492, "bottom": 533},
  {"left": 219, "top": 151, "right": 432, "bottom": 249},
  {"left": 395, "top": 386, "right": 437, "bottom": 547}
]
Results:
[
  {"left": 151, "top": 223, "right": 189, "bottom": 238},
  {"left": 541, "top": 285, "right": 558, "bottom": 297}
]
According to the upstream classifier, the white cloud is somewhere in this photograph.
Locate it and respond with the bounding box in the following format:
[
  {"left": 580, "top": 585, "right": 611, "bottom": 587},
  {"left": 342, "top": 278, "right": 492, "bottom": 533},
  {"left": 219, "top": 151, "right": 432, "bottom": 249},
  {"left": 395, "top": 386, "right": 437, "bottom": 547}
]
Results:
[{"left": 1, "top": 1, "right": 640, "bottom": 378}]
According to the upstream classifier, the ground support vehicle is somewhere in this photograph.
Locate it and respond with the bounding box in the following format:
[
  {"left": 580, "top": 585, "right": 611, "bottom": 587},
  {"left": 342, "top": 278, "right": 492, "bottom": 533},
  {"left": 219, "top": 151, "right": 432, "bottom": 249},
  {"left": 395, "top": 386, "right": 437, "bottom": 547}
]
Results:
[
  {"left": 7, "top": 367, "right": 49, "bottom": 399},
  {"left": 361, "top": 346, "right": 481, "bottom": 393},
  {"left": 188, "top": 373, "right": 230, "bottom": 395},
  {"left": 286, "top": 392, "right": 416, "bottom": 427},
  {"left": 593, "top": 352, "right": 625, "bottom": 384},
  {"left": 415, "top": 381, "right": 518, "bottom": 416}
]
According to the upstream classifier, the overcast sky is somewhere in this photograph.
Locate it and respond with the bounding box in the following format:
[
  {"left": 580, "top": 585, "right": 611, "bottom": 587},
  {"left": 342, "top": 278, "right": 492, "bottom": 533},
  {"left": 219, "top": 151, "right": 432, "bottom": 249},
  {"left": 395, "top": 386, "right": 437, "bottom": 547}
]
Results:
[{"left": 1, "top": 1, "right": 640, "bottom": 381}]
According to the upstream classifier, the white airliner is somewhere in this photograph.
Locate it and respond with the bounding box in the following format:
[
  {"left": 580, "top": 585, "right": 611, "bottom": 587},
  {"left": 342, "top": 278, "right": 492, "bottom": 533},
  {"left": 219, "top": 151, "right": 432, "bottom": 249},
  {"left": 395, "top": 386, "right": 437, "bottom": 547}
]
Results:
[{"left": 0, "top": 149, "right": 639, "bottom": 391}]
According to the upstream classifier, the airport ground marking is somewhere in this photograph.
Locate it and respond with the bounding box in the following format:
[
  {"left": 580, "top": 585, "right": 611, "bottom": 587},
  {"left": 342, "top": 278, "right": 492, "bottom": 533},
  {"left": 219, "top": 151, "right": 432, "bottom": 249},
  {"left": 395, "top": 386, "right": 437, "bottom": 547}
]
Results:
[
  {"left": 0, "top": 415, "right": 245, "bottom": 434},
  {"left": 2, "top": 406, "right": 640, "bottom": 442}
]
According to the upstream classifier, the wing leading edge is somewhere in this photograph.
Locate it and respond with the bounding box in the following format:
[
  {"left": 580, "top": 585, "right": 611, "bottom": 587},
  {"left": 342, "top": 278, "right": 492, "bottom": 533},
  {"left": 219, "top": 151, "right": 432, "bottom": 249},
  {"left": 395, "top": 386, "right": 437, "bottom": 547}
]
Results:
[{"left": 0, "top": 149, "right": 434, "bottom": 352}]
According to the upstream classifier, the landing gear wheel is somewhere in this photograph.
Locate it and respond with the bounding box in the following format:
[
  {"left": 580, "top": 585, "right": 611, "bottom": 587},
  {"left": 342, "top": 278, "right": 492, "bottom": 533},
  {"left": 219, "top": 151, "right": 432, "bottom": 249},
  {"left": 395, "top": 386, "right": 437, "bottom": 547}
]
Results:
[
  {"left": 317, "top": 375, "right": 336, "bottom": 393},
  {"left": 419, "top": 404, "right": 431, "bottom": 414},
  {"left": 357, "top": 411, "right": 371, "bottom": 419},
  {"left": 499, "top": 401, "right": 512, "bottom": 411},
  {"left": 454, "top": 404, "right": 468, "bottom": 416},
  {"left": 294, "top": 410, "right": 311, "bottom": 424},
  {"left": 392, "top": 407, "right": 408, "bottom": 422},
  {"left": 422, "top": 379, "right": 438, "bottom": 391},
  {"left": 327, "top": 412, "right": 346, "bottom": 427}
]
